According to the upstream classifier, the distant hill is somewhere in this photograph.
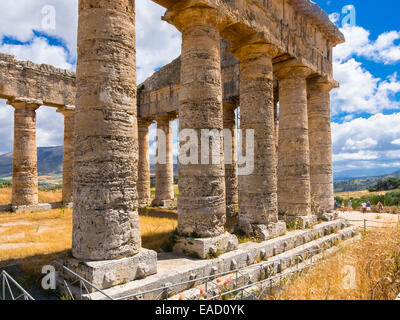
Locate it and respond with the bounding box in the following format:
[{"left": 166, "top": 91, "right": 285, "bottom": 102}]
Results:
[
  {"left": 0, "top": 146, "right": 63, "bottom": 177},
  {"left": 334, "top": 170, "right": 400, "bottom": 193}
]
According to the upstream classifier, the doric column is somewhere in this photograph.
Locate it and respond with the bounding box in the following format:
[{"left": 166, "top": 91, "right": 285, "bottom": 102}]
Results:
[
  {"left": 232, "top": 43, "right": 286, "bottom": 239},
  {"left": 167, "top": 5, "right": 238, "bottom": 258},
  {"left": 138, "top": 120, "right": 153, "bottom": 207},
  {"left": 275, "top": 62, "right": 316, "bottom": 228},
  {"left": 57, "top": 105, "right": 75, "bottom": 205},
  {"left": 223, "top": 101, "right": 238, "bottom": 217},
  {"left": 153, "top": 116, "right": 174, "bottom": 206},
  {"left": 307, "top": 77, "right": 337, "bottom": 217},
  {"left": 71, "top": 0, "right": 156, "bottom": 287},
  {"left": 8, "top": 98, "right": 41, "bottom": 211}
]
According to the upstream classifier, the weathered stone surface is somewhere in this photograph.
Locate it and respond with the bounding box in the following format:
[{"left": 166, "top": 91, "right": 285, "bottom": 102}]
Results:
[
  {"left": 223, "top": 101, "right": 238, "bottom": 217},
  {"left": 61, "top": 248, "right": 157, "bottom": 290},
  {"left": 172, "top": 6, "right": 227, "bottom": 238},
  {"left": 153, "top": 116, "right": 174, "bottom": 206},
  {"left": 72, "top": 0, "right": 141, "bottom": 261},
  {"left": 307, "top": 76, "right": 336, "bottom": 214},
  {"left": 232, "top": 43, "right": 280, "bottom": 236},
  {"left": 276, "top": 62, "right": 313, "bottom": 218},
  {"left": 8, "top": 98, "right": 41, "bottom": 208},
  {"left": 174, "top": 232, "right": 239, "bottom": 259},
  {"left": 57, "top": 105, "right": 75, "bottom": 205},
  {"left": 138, "top": 120, "right": 153, "bottom": 207},
  {"left": 0, "top": 53, "right": 75, "bottom": 107}
]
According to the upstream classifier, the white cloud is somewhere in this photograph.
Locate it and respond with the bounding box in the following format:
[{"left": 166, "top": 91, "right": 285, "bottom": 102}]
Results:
[
  {"left": 332, "top": 113, "right": 400, "bottom": 173},
  {"left": 335, "top": 25, "right": 400, "bottom": 64},
  {"left": 0, "top": 37, "right": 72, "bottom": 69}
]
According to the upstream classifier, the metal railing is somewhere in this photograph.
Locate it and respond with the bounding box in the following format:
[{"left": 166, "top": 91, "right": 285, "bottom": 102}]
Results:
[
  {"left": 0, "top": 270, "right": 34, "bottom": 300},
  {"left": 346, "top": 218, "right": 399, "bottom": 233},
  {"left": 53, "top": 261, "right": 114, "bottom": 300}
]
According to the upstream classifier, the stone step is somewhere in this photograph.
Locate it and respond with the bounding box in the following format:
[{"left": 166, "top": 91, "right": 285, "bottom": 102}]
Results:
[
  {"left": 79, "top": 219, "right": 353, "bottom": 300},
  {"left": 169, "top": 226, "right": 360, "bottom": 300}
]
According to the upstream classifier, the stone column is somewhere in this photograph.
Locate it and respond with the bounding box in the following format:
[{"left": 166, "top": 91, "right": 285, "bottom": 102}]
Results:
[
  {"left": 275, "top": 63, "right": 316, "bottom": 228},
  {"left": 167, "top": 5, "right": 238, "bottom": 258},
  {"left": 68, "top": 0, "right": 156, "bottom": 289},
  {"left": 232, "top": 43, "right": 286, "bottom": 240},
  {"left": 57, "top": 105, "right": 75, "bottom": 206},
  {"left": 153, "top": 116, "right": 174, "bottom": 207},
  {"left": 8, "top": 98, "right": 41, "bottom": 212},
  {"left": 138, "top": 120, "right": 153, "bottom": 207},
  {"left": 307, "top": 77, "right": 336, "bottom": 220},
  {"left": 223, "top": 101, "right": 238, "bottom": 217}
]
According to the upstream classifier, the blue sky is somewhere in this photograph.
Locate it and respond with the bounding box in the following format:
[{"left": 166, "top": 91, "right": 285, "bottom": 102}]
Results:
[{"left": 0, "top": 0, "right": 399, "bottom": 180}]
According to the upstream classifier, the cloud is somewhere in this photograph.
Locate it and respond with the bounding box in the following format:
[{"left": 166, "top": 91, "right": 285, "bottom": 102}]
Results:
[
  {"left": 332, "top": 113, "right": 400, "bottom": 173},
  {"left": 335, "top": 25, "right": 400, "bottom": 65}
]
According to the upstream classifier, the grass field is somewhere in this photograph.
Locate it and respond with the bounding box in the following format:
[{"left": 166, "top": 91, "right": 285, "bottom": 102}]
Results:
[
  {"left": 0, "top": 206, "right": 178, "bottom": 275},
  {"left": 0, "top": 187, "right": 62, "bottom": 205},
  {"left": 335, "top": 188, "right": 400, "bottom": 199},
  {"left": 270, "top": 226, "right": 400, "bottom": 300}
]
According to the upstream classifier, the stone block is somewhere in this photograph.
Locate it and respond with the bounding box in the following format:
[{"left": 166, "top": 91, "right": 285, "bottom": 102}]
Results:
[
  {"left": 59, "top": 249, "right": 157, "bottom": 290},
  {"left": 252, "top": 222, "right": 287, "bottom": 241},
  {"left": 281, "top": 215, "right": 318, "bottom": 229},
  {"left": 173, "top": 232, "right": 238, "bottom": 259},
  {"left": 319, "top": 211, "right": 338, "bottom": 221}
]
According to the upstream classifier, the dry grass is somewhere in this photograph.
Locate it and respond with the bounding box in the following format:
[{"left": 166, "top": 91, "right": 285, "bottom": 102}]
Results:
[
  {"left": 335, "top": 188, "right": 400, "bottom": 199},
  {"left": 0, "top": 207, "right": 177, "bottom": 275},
  {"left": 0, "top": 187, "right": 62, "bottom": 205},
  {"left": 272, "top": 226, "right": 400, "bottom": 300}
]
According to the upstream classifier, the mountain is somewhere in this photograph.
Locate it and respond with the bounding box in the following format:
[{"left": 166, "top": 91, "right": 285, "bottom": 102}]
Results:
[
  {"left": 334, "top": 170, "right": 400, "bottom": 193},
  {"left": 0, "top": 146, "right": 63, "bottom": 177}
]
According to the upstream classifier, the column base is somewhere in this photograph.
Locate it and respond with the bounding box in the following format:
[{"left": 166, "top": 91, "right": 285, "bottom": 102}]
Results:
[
  {"left": 58, "top": 248, "right": 158, "bottom": 291},
  {"left": 318, "top": 211, "right": 338, "bottom": 222},
  {"left": 12, "top": 203, "right": 51, "bottom": 213},
  {"left": 173, "top": 232, "right": 238, "bottom": 259},
  {"left": 138, "top": 198, "right": 152, "bottom": 208},
  {"left": 280, "top": 215, "right": 318, "bottom": 230},
  {"left": 151, "top": 199, "right": 176, "bottom": 209},
  {"left": 235, "top": 221, "right": 287, "bottom": 241}
]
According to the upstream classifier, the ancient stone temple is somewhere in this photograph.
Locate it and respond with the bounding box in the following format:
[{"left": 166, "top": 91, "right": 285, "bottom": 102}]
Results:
[{"left": 0, "top": 0, "right": 347, "bottom": 293}]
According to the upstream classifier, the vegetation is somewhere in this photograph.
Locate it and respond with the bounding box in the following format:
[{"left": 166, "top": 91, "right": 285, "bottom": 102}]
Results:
[
  {"left": 0, "top": 187, "right": 63, "bottom": 205},
  {"left": 334, "top": 171, "right": 400, "bottom": 193},
  {"left": 368, "top": 177, "right": 400, "bottom": 192},
  {"left": 335, "top": 191, "right": 400, "bottom": 210},
  {"left": 269, "top": 226, "right": 400, "bottom": 300}
]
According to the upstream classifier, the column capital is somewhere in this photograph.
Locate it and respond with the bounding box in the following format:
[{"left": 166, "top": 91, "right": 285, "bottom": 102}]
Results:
[
  {"left": 156, "top": 114, "right": 176, "bottom": 124},
  {"left": 164, "top": 3, "right": 220, "bottom": 32},
  {"left": 138, "top": 119, "right": 154, "bottom": 128},
  {"left": 7, "top": 97, "right": 42, "bottom": 110},
  {"left": 57, "top": 105, "right": 75, "bottom": 116},
  {"left": 307, "top": 76, "right": 339, "bottom": 92},
  {"left": 231, "top": 41, "right": 280, "bottom": 62},
  {"left": 274, "top": 60, "right": 313, "bottom": 80},
  {"left": 223, "top": 100, "right": 238, "bottom": 111}
]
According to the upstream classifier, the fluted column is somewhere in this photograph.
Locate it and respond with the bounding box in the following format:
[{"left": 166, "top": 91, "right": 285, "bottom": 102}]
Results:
[
  {"left": 172, "top": 7, "right": 226, "bottom": 238},
  {"left": 232, "top": 43, "right": 286, "bottom": 239},
  {"left": 138, "top": 120, "right": 153, "bottom": 207},
  {"left": 57, "top": 105, "right": 75, "bottom": 205},
  {"left": 307, "top": 77, "right": 336, "bottom": 215},
  {"left": 275, "top": 63, "right": 315, "bottom": 228},
  {"left": 223, "top": 101, "right": 238, "bottom": 217},
  {"left": 73, "top": 0, "right": 141, "bottom": 261},
  {"left": 8, "top": 98, "right": 41, "bottom": 211},
  {"left": 153, "top": 116, "right": 174, "bottom": 206}
]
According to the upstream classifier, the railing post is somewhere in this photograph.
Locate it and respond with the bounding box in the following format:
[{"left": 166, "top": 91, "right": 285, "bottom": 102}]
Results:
[{"left": 364, "top": 219, "right": 367, "bottom": 233}]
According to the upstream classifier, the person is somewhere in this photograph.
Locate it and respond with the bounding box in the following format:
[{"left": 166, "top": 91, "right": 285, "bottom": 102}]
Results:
[
  {"left": 367, "top": 201, "right": 371, "bottom": 212},
  {"left": 334, "top": 200, "right": 338, "bottom": 211},
  {"left": 341, "top": 202, "right": 345, "bottom": 212},
  {"left": 362, "top": 202, "right": 367, "bottom": 213},
  {"left": 348, "top": 200, "right": 352, "bottom": 211}
]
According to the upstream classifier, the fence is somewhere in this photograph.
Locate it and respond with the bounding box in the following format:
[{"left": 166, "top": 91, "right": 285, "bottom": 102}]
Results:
[
  {"left": 346, "top": 218, "right": 399, "bottom": 233},
  {"left": 56, "top": 247, "right": 329, "bottom": 301},
  {"left": 0, "top": 270, "right": 34, "bottom": 300}
]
